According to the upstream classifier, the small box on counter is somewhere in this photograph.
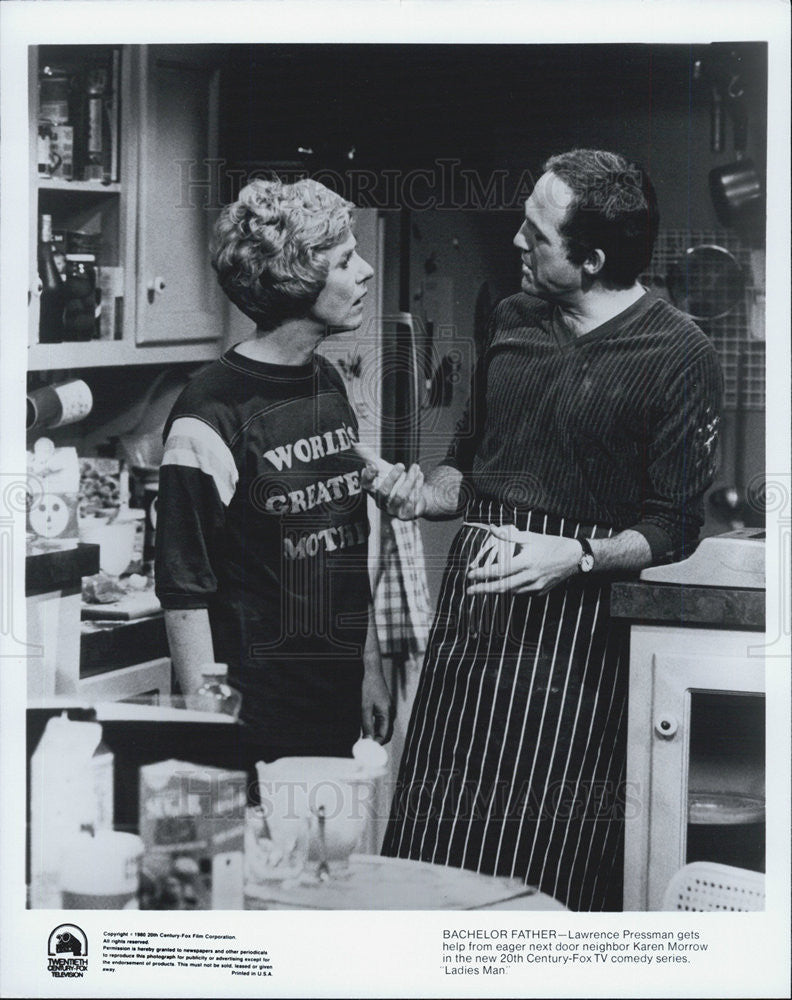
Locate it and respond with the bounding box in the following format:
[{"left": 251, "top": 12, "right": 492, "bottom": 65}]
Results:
[
  {"left": 138, "top": 759, "right": 247, "bottom": 910},
  {"left": 26, "top": 441, "right": 80, "bottom": 546}
]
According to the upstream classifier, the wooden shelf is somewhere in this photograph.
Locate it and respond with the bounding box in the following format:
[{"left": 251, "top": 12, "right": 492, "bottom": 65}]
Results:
[
  {"left": 28, "top": 338, "right": 222, "bottom": 371},
  {"left": 38, "top": 179, "right": 121, "bottom": 194}
]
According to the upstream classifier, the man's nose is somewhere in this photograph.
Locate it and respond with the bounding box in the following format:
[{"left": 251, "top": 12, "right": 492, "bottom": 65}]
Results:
[
  {"left": 513, "top": 226, "right": 529, "bottom": 251},
  {"left": 359, "top": 257, "right": 375, "bottom": 282}
]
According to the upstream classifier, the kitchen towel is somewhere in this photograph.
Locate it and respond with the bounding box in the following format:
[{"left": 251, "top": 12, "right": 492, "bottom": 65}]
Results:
[{"left": 373, "top": 516, "right": 431, "bottom": 662}]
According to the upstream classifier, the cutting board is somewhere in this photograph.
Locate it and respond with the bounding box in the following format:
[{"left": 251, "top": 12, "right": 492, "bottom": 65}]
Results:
[{"left": 81, "top": 591, "right": 161, "bottom": 620}]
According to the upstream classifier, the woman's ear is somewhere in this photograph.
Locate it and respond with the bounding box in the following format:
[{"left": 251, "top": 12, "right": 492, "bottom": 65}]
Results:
[{"left": 582, "top": 248, "right": 606, "bottom": 277}]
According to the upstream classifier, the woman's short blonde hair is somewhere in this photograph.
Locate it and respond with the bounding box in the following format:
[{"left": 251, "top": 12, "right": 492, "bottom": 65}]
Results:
[{"left": 212, "top": 177, "right": 355, "bottom": 331}]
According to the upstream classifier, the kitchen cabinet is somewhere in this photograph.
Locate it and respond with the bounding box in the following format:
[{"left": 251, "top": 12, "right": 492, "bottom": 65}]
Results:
[
  {"left": 133, "top": 46, "right": 222, "bottom": 347},
  {"left": 612, "top": 579, "right": 766, "bottom": 911},
  {"left": 28, "top": 45, "right": 223, "bottom": 371}
]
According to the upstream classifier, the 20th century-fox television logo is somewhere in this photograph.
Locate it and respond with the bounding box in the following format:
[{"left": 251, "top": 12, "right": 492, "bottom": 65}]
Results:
[{"left": 47, "top": 924, "right": 88, "bottom": 978}]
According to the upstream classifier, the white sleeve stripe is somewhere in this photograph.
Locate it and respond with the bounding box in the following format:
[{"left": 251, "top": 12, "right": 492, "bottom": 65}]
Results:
[{"left": 162, "top": 416, "right": 238, "bottom": 507}]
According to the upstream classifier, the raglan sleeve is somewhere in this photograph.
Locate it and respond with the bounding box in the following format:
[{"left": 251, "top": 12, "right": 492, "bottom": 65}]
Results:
[
  {"left": 154, "top": 414, "right": 239, "bottom": 610},
  {"left": 630, "top": 340, "right": 723, "bottom": 560}
]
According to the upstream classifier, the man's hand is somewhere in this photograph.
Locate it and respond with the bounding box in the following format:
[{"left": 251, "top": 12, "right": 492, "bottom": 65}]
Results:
[
  {"left": 465, "top": 523, "right": 582, "bottom": 596},
  {"left": 354, "top": 441, "right": 426, "bottom": 520},
  {"left": 362, "top": 461, "right": 427, "bottom": 521}
]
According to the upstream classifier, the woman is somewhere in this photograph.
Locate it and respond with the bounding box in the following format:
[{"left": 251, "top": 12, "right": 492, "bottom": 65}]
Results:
[{"left": 155, "top": 178, "right": 392, "bottom": 773}]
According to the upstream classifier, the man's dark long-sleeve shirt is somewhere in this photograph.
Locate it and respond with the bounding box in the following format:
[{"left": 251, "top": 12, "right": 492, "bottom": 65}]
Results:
[{"left": 445, "top": 291, "right": 723, "bottom": 559}]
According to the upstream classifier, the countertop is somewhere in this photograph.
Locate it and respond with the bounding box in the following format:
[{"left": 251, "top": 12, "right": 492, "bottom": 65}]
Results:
[
  {"left": 26, "top": 543, "right": 100, "bottom": 597},
  {"left": 610, "top": 580, "right": 765, "bottom": 631},
  {"left": 245, "top": 854, "right": 568, "bottom": 910}
]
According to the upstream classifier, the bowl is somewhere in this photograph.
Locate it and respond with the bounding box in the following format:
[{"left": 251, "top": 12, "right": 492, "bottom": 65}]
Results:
[
  {"left": 255, "top": 756, "right": 386, "bottom": 862},
  {"left": 78, "top": 517, "right": 136, "bottom": 576}
]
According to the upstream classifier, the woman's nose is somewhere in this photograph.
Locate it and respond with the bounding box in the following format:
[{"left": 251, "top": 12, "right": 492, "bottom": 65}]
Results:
[{"left": 359, "top": 257, "right": 375, "bottom": 282}]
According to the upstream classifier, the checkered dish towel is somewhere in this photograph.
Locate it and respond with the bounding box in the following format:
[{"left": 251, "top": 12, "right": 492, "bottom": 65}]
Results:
[{"left": 373, "top": 516, "right": 432, "bottom": 661}]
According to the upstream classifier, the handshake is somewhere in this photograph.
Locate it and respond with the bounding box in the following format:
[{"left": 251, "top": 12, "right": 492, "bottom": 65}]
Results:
[{"left": 353, "top": 441, "right": 427, "bottom": 520}]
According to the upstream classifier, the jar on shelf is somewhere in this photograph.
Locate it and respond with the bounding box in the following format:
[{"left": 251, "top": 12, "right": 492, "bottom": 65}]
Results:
[{"left": 38, "top": 66, "right": 71, "bottom": 124}]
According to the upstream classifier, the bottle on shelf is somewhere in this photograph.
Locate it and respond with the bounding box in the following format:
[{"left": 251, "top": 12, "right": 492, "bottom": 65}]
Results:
[
  {"left": 193, "top": 663, "right": 242, "bottom": 719},
  {"left": 37, "top": 214, "right": 64, "bottom": 343},
  {"left": 62, "top": 253, "right": 100, "bottom": 340}
]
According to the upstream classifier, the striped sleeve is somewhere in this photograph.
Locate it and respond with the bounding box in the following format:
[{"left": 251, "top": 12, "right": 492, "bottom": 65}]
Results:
[
  {"left": 160, "top": 416, "right": 238, "bottom": 505},
  {"left": 154, "top": 417, "right": 238, "bottom": 610}
]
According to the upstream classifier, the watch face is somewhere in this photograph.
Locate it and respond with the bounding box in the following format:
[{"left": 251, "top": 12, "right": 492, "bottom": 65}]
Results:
[{"left": 579, "top": 553, "right": 595, "bottom": 573}]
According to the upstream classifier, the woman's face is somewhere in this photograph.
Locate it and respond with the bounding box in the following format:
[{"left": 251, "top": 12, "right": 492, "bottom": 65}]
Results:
[{"left": 309, "top": 232, "right": 374, "bottom": 332}]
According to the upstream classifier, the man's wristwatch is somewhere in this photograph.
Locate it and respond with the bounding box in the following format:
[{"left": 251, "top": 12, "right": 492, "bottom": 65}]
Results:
[{"left": 577, "top": 536, "right": 595, "bottom": 574}]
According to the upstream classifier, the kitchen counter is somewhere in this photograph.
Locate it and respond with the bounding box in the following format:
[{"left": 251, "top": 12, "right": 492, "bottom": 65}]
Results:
[
  {"left": 25, "top": 543, "right": 99, "bottom": 597},
  {"left": 26, "top": 543, "right": 100, "bottom": 699},
  {"left": 610, "top": 580, "right": 765, "bottom": 631},
  {"left": 81, "top": 613, "right": 168, "bottom": 677}
]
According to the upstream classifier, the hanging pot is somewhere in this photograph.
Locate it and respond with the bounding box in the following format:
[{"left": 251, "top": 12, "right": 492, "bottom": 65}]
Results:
[
  {"left": 708, "top": 78, "right": 765, "bottom": 242},
  {"left": 709, "top": 157, "right": 765, "bottom": 237}
]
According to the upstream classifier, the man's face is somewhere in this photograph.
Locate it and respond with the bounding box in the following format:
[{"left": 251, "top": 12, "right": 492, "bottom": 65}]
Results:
[
  {"left": 513, "top": 171, "right": 582, "bottom": 303},
  {"left": 309, "top": 231, "right": 374, "bottom": 333}
]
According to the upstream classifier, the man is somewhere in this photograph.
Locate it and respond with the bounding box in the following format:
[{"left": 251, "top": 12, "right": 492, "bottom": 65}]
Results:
[
  {"left": 155, "top": 178, "right": 392, "bottom": 780},
  {"left": 363, "top": 149, "right": 722, "bottom": 910}
]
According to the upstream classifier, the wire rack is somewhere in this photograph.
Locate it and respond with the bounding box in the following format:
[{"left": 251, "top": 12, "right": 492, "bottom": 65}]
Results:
[{"left": 642, "top": 230, "right": 765, "bottom": 410}]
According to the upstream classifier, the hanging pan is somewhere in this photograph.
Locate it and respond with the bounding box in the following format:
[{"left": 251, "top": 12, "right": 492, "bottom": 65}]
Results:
[
  {"left": 666, "top": 244, "right": 746, "bottom": 322},
  {"left": 708, "top": 68, "right": 765, "bottom": 243}
]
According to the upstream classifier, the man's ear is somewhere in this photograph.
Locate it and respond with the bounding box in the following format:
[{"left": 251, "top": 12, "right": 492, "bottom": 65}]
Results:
[{"left": 582, "top": 249, "right": 606, "bottom": 277}]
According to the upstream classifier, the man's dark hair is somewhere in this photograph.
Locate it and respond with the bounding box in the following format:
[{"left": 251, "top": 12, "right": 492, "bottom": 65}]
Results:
[{"left": 543, "top": 149, "right": 660, "bottom": 288}]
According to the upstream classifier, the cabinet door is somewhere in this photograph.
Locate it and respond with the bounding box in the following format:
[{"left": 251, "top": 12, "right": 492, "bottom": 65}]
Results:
[
  {"left": 135, "top": 46, "right": 222, "bottom": 345},
  {"left": 624, "top": 626, "right": 765, "bottom": 911}
]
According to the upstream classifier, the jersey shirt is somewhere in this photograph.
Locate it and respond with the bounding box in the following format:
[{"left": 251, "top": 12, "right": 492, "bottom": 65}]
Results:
[{"left": 155, "top": 346, "right": 371, "bottom": 754}]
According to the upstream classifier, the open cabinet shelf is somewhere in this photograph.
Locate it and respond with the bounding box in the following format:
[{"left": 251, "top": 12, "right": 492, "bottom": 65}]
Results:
[{"left": 29, "top": 44, "right": 224, "bottom": 371}]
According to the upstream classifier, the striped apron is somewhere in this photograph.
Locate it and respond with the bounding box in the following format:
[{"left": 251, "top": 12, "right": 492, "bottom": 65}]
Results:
[{"left": 381, "top": 499, "right": 630, "bottom": 911}]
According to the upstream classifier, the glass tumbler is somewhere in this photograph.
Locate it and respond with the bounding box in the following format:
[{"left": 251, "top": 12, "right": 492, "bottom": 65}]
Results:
[{"left": 244, "top": 805, "right": 309, "bottom": 894}]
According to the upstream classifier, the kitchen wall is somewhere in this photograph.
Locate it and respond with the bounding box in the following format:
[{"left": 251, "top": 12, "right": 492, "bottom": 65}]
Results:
[{"left": 33, "top": 42, "right": 766, "bottom": 573}]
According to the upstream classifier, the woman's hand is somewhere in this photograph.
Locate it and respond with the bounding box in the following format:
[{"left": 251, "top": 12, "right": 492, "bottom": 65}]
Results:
[
  {"left": 466, "top": 523, "right": 583, "bottom": 596},
  {"left": 361, "top": 657, "right": 394, "bottom": 745},
  {"left": 361, "top": 609, "right": 393, "bottom": 744}
]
